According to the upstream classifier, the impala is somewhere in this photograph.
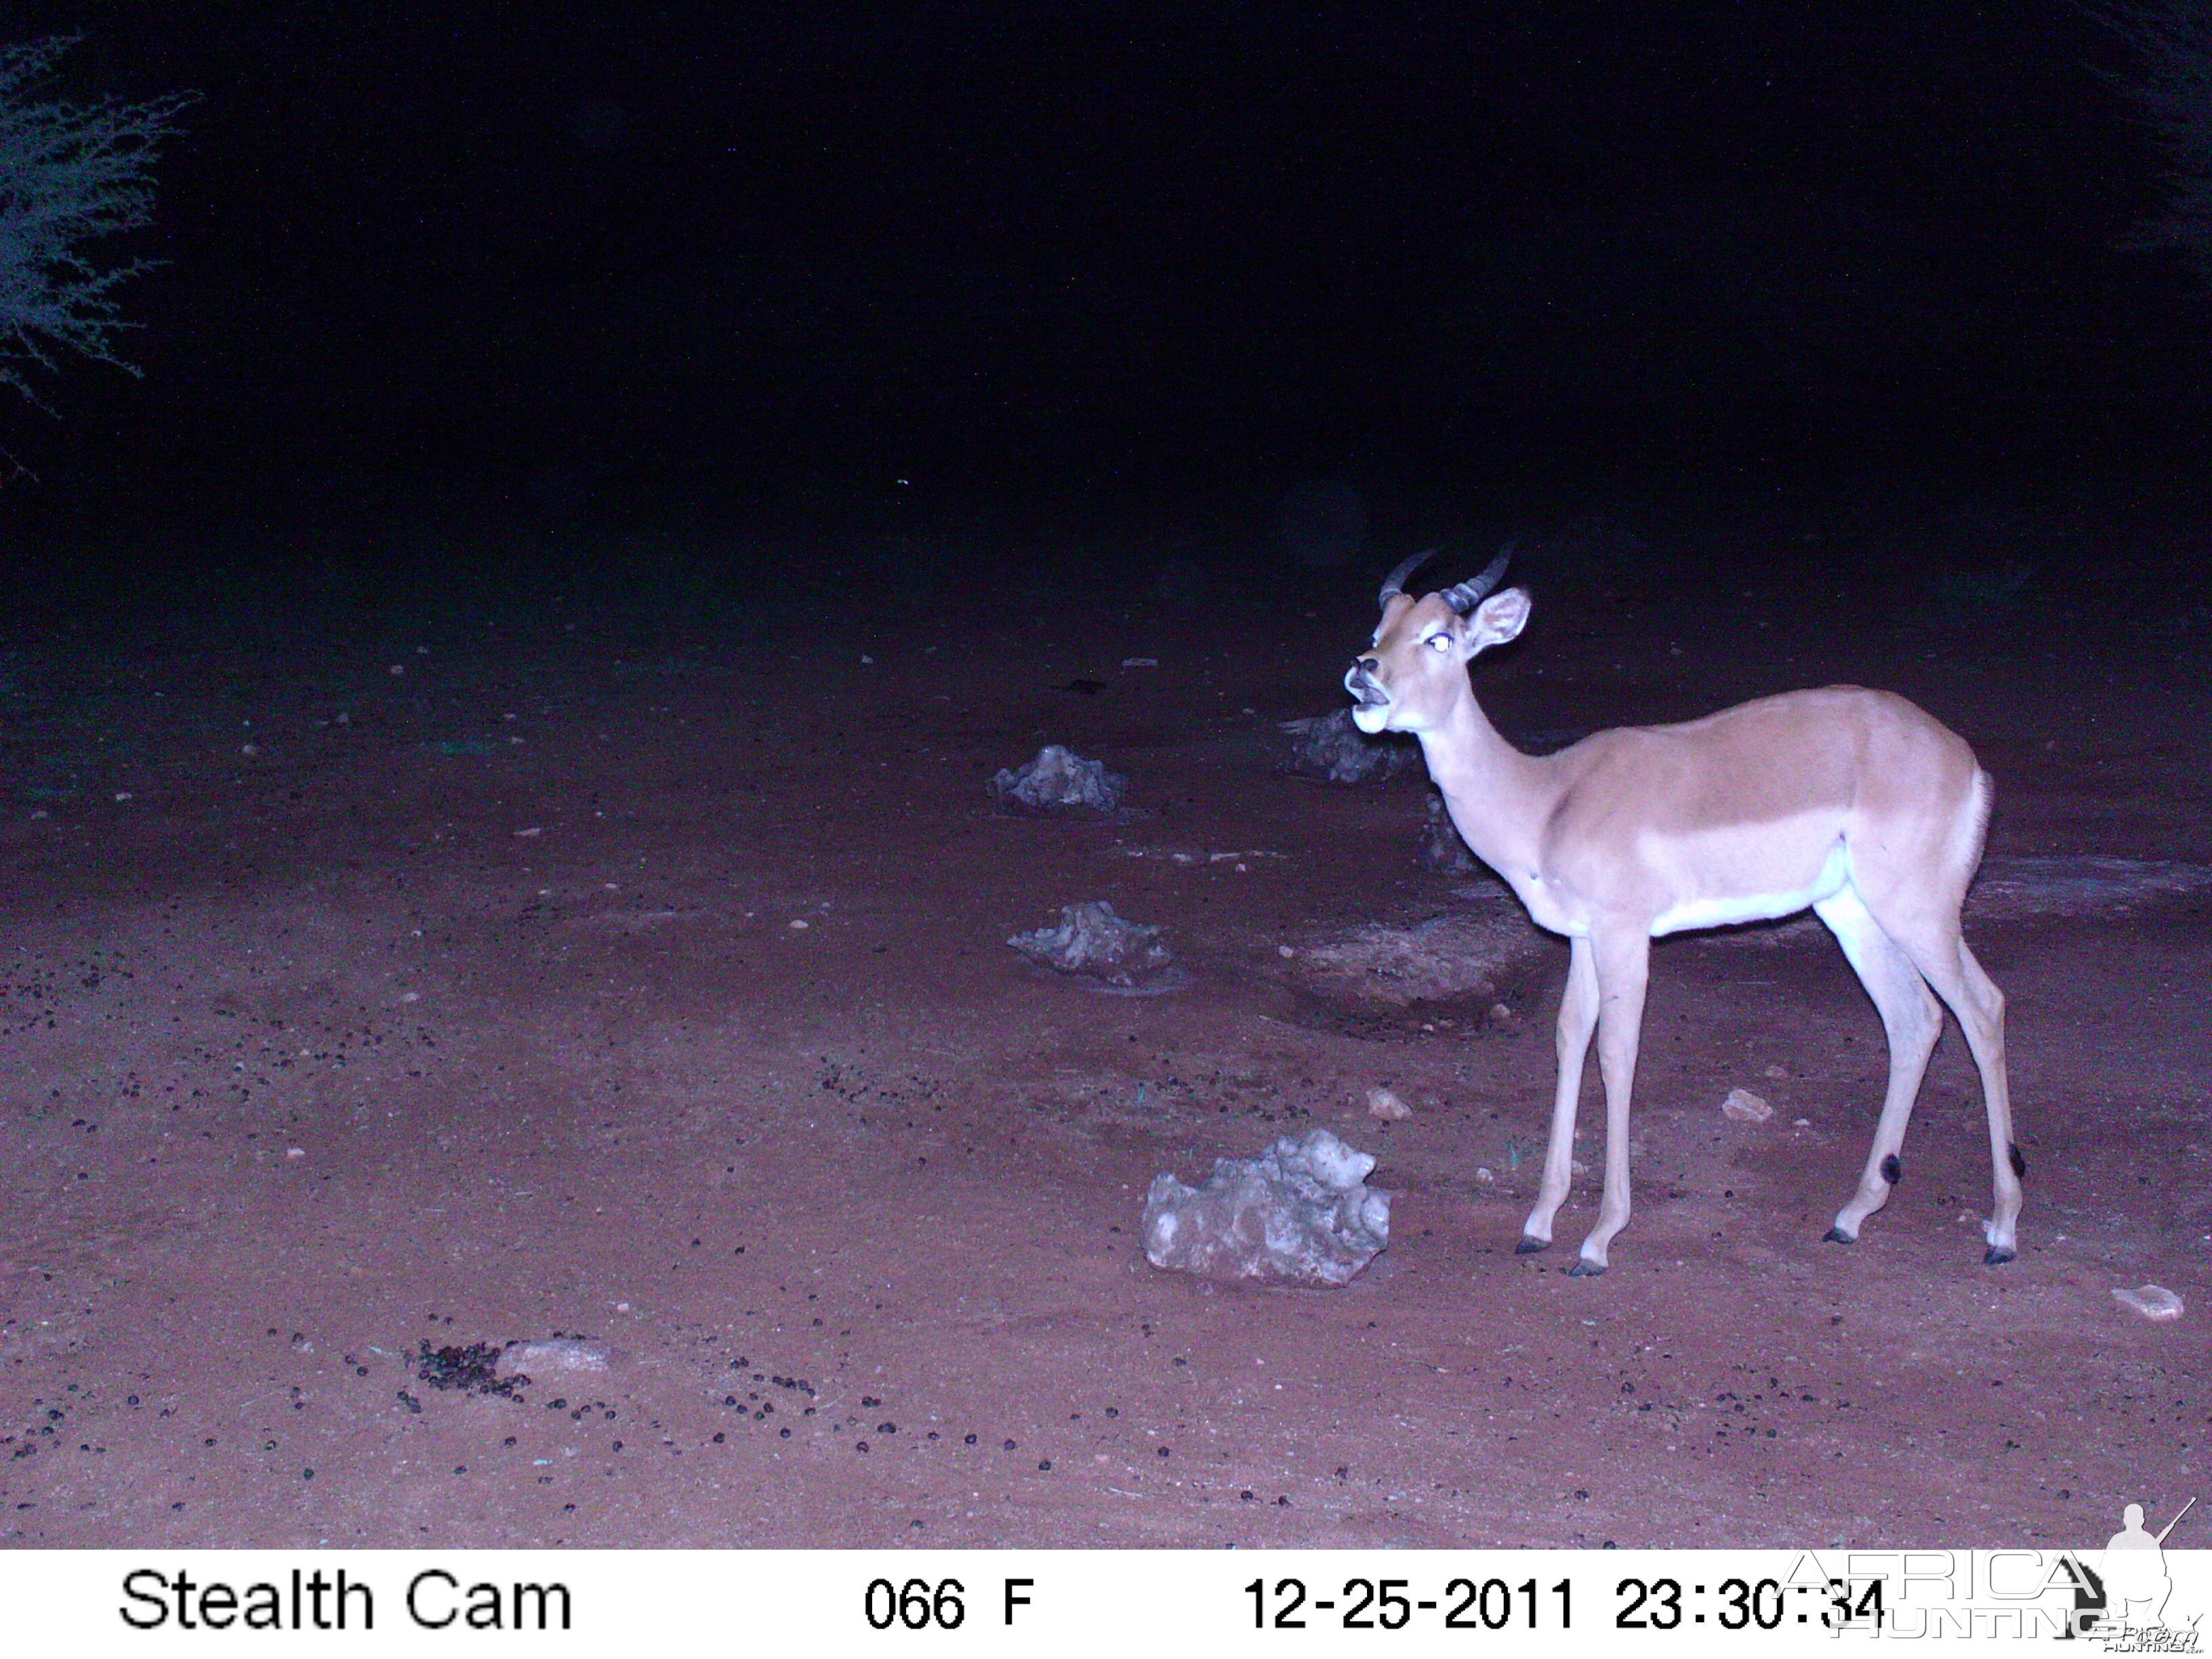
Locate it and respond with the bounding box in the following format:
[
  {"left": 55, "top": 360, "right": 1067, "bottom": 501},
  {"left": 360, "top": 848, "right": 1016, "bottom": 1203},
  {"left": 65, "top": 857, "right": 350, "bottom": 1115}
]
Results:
[{"left": 1345, "top": 549, "right": 2022, "bottom": 1275}]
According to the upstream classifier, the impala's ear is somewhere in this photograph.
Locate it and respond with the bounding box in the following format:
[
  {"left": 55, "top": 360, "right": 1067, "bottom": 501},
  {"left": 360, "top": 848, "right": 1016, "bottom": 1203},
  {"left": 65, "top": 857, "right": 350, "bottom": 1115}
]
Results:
[{"left": 1465, "top": 587, "right": 1530, "bottom": 656}]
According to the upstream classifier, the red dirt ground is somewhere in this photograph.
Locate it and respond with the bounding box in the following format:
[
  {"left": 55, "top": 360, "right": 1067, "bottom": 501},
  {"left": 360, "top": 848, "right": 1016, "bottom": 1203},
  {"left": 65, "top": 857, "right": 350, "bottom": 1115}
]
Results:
[{"left": 3, "top": 551, "right": 2207, "bottom": 1549}]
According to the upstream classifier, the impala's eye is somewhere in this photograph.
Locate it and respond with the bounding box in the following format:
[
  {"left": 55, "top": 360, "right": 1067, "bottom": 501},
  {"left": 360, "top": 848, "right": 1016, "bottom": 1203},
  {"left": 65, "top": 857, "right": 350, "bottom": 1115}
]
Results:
[{"left": 1428, "top": 633, "right": 1452, "bottom": 653}]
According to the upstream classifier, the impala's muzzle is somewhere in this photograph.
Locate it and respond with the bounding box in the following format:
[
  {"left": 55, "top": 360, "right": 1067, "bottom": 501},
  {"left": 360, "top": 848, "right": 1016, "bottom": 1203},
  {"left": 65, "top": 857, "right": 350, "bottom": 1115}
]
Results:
[{"left": 1344, "top": 657, "right": 1387, "bottom": 709}]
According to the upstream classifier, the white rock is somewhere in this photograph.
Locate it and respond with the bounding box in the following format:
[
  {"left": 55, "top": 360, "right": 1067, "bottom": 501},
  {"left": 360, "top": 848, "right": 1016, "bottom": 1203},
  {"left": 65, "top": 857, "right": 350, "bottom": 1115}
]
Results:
[
  {"left": 1366, "top": 1086, "right": 1411, "bottom": 1122},
  {"left": 1722, "top": 1087, "right": 1773, "bottom": 1123},
  {"left": 2112, "top": 1284, "right": 2184, "bottom": 1322},
  {"left": 1142, "top": 1128, "right": 1391, "bottom": 1286},
  {"left": 496, "top": 1338, "right": 614, "bottom": 1378}
]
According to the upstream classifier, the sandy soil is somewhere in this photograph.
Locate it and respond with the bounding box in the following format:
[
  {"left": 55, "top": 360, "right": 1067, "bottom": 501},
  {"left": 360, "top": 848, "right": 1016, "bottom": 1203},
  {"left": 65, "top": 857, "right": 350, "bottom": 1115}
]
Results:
[{"left": 3, "top": 545, "right": 2207, "bottom": 1549}]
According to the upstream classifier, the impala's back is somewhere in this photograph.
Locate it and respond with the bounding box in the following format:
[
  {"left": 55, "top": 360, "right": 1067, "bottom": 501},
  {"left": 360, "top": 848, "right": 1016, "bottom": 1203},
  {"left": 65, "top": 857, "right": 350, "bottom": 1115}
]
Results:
[{"left": 1534, "top": 686, "right": 1988, "bottom": 935}]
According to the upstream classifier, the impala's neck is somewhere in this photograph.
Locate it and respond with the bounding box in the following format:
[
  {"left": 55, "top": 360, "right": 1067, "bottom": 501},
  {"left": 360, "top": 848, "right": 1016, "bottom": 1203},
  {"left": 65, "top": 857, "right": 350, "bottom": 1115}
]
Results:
[{"left": 1412, "top": 687, "right": 1557, "bottom": 876}]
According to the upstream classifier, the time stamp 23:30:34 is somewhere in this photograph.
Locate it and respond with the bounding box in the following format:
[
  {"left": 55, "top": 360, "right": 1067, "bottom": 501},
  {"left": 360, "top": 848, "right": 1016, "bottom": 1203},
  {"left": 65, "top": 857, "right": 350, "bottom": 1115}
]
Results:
[{"left": 1245, "top": 1574, "right": 1886, "bottom": 1633}]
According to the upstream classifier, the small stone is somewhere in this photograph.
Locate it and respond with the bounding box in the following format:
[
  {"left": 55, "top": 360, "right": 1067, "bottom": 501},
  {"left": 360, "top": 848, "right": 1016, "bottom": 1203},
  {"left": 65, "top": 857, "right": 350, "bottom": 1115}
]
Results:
[
  {"left": 1570, "top": 1159, "right": 1589, "bottom": 1177},
  {"left": 1277, "top": 945, "right": 1296, "bottom": 959},
  {"left": 1489, "top": 1003, "right": 1513, "bottom": 1023},
  {"left": 496, "top": 1338, "right": 614, "bottom": 1378},
  {"left": 1763, "top": 1064, "right": 1788, "bottom": 1080},
  {"left": 1722, "top": 1087, "right": 1773, "bottom": 1123},
  {"left": 2112, "top": 1284, "right": 2184, "bottom": 1322},
  {"left": 1366, "top": 1086, "right": 1411, "bottom": 1122},
  {"left": 1474, "top": 1167, "right": 1495, "bottom": 1185},
  {"left": 788, "top": 919, "right": 810, "bottom": 930}
]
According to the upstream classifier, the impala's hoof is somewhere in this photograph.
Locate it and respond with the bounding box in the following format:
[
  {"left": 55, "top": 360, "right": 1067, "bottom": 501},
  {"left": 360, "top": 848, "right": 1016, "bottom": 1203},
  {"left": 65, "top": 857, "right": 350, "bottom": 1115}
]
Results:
[
  {"left": 1565, "top": 1259, "right": 1606, "bottom": 1278},
  {"left": 1822, "top": 1226, "right": 1856, "bottom": 1245},
  {"left": 1983, "top": 1246, "right": 2016, "bottom": 1267},
  {"left": 1515, "top": 1235, "right": 1550, "bottom": 1255}
]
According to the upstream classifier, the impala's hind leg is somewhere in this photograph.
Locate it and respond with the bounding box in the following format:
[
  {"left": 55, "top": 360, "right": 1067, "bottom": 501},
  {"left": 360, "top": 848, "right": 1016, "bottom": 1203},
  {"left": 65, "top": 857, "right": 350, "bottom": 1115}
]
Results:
[
  {"left": 1890, "top": 928, "right": 2020, "bottom": 1263},
  {"left": 1815, "top": 888, "right": 1942, "bottom": 1245},
  {"left": 1521, "top": 935, "right": 1597, "bottom": 1254}
]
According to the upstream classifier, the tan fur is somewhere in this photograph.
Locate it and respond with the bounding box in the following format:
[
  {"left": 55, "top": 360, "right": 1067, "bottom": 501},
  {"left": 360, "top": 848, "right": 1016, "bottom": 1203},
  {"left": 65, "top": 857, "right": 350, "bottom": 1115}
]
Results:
[{"left": 1346, "top": 584, "right": 2020, "bottom": 1273}]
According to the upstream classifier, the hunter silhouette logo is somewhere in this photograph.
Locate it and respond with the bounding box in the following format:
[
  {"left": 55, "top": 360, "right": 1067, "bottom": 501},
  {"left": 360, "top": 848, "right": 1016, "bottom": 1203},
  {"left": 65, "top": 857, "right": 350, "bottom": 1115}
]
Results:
[{"left": 2062, "top": 1497, "right": 2199, "bottom": 1645}]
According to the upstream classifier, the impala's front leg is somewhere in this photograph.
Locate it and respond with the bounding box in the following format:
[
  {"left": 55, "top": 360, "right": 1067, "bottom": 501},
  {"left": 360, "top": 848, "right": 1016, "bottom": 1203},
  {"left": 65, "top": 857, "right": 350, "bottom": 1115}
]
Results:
[
  {"left": 1519, "top": 935, "right": 1597, "bottom": 1253},
  {"left": 1570, "top": 928, "right": 1650, "bottom": 1277}
]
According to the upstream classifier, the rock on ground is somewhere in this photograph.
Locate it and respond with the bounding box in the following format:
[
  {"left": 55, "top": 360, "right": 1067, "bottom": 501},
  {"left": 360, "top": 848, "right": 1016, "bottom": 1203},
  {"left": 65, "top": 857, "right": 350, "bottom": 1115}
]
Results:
[
  {"left": 1278, "top": 710, "right": 1416, "bottom": 785},
  {"left": 1721, "top": 1087, "right": 1774, "bottom": 1123},
  {"left": 496, "top": 1337, "right": 614, "bottom": 1378},
  {"left": 1416, "top": 787, "right": 1480, "bottom": 874},
  {"left": 2112, "top": 1284, "right": 2185, "bottom": 1322},
  {"left": 988, "top": 744, "right": 1126, "bottom": 816},
  {"left": 1365, "top": 1086, "right": 1410, "bottom": 1122},
  {"left": 1296, "top": 911, "right": 1547, "bottom": 1007},
  {"left": 1008, "top": 901, "right": 1174, "bottom": 989},
  {"left": 1142, "top": 1128, "right": 1391, "bottom": 1286}
]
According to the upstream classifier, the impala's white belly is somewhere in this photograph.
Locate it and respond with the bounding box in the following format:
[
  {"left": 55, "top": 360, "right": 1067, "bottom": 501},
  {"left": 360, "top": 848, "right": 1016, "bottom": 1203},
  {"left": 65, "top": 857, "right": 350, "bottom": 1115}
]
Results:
[{"left": 1645, "top": 829, "right": 1852, "bottom": 937}]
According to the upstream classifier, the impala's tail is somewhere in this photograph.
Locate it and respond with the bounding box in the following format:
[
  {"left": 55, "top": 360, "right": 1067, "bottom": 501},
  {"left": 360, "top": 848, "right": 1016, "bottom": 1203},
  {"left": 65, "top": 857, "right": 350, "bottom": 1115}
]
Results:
[{"left": 1960, "top": 767, "right": 1994, "bottom": 882}]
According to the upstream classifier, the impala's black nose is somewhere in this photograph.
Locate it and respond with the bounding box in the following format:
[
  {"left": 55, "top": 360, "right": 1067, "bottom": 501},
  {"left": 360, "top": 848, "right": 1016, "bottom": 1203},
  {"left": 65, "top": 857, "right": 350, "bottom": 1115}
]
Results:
[{"left": 1355, "top": 656, "right": 1378, "bottom": 675}]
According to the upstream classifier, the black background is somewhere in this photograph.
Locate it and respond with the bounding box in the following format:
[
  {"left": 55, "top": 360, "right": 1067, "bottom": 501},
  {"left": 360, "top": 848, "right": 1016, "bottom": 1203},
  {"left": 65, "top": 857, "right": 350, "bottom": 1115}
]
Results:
[{"left": 6, "top": 1, "right": 2207, "bottom": 586}]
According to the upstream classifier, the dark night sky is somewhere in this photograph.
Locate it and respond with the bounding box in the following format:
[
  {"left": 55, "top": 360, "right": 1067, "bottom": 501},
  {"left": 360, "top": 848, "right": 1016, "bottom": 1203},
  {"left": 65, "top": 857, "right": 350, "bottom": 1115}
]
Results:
[{"left": 11, "top": 1, "right": 2209, "bottom": 512}]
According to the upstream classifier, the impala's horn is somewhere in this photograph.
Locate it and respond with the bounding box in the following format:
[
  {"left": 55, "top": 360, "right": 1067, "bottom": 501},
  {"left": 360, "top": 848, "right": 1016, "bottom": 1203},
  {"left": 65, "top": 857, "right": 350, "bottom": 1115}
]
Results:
[
  {"left": 1376, "top": 546, "right": 1439, "bottom": 609},
  {"left": 1440, "top": 546, "right": 1514, "bottom": 617}
]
